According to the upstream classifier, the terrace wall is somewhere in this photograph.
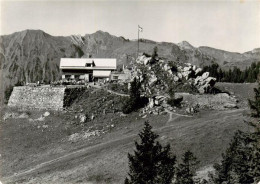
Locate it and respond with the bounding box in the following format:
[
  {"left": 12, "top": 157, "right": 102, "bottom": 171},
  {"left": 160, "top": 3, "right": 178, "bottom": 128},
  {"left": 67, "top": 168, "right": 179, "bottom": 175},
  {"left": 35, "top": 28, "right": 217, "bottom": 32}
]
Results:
[{"left": 8, "top": 86, "right": 66, "bottom": 110}]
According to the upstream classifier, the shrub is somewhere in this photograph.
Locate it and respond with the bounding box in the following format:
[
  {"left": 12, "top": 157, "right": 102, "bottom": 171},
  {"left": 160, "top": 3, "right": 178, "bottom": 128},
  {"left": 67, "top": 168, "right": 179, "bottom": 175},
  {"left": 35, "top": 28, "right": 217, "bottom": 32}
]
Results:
[
  {"left": 122, "top": 98, "right": 135, "bottom": 114},
  {"left": 168, "top": 61, "right": 178, "bottom": 73},
  {"left": 63, "top": 87, "right": 86, "bottom": 107},
  {"left": 122, "top": 78, "right": 148, "bottom": 114},
  {"left": 4, "top": 81, "right": 23, "bottom": 104},
  {"left": 108, "top": 83, "right": 128, "bottom": 94},
  {"left": 122, "top": 96, "right": 148, "bottom": 114},
  {"left": 167, "top": 96, "right": 183, "bottom": 108},
  {"left": 150, "top": 46, "right": 158, "bottom": 65},
  {"left": 248, "top": 83, "right": 260, "bottom": 117}
]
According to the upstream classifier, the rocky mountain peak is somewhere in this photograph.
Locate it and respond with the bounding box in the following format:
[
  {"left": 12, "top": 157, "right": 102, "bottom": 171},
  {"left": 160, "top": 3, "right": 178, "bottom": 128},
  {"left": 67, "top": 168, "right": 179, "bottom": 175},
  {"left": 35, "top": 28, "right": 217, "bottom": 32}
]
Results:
[
  {"left": 247, "top": 48, "right": 260, "bottom": 54},
  {"left": 1, "top": 29, "right": 259, "bottom": 93},
  {"left": 177, "top": 41, "right": 195, "bottom": 50},
  {"left": 70, "top": 35, "right": 85, "bottom": 46}
]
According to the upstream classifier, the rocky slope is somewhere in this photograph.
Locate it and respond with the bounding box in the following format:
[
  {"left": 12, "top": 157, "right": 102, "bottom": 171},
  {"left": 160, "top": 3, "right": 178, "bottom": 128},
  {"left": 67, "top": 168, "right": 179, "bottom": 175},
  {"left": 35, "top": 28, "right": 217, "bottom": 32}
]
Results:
[{"left": 1, "top": 29, "right": 259, "bottom": 91}]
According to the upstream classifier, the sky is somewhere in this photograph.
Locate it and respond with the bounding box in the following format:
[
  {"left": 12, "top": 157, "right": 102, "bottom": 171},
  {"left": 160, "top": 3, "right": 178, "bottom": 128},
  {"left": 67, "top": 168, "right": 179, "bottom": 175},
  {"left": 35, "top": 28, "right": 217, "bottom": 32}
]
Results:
[{"left": 0, "top": 0, "right": 260, "bottom": 53}]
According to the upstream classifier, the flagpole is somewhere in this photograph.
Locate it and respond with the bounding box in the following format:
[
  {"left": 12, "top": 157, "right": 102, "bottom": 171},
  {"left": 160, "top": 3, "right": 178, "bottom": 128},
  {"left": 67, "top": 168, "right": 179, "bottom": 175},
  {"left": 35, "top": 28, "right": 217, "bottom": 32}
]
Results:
[{"left": 137, "top": 25, "right": 139, "bottom": 58}]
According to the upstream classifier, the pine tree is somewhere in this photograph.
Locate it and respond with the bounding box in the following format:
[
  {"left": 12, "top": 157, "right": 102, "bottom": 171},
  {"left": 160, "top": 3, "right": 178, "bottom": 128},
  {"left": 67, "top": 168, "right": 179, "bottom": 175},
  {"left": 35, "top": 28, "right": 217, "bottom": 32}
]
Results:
[
  {"left": 122, "top": 77, "right": 143, "bottom": 114},
  {"left": 248, "top": 83, "right": 260, "bottom": 117},
  {"left": 175, "top": 150, "right": 199, "bottom": 184},
  {"left": 125, "top": 121, "right": 176, "bottom": 184},
  {"left": 129, "top": 77, "right": 141, "bottom": 104},
  {"left": 218, "top": 68, "right": 224, "bottom": 82},
  {"left": 150, "top": 46, "right": 158, "bottom": 65},
  {"left": 211, "top": 130, "right": 260, "bottom": 184},
  {"left": 201, "top": 61, "right": 260, "bottom": 83}
]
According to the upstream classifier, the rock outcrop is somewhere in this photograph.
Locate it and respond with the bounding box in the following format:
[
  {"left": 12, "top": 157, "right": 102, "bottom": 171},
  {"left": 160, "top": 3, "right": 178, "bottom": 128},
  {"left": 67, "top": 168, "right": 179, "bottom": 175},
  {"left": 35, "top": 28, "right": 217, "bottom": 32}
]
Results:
[
  {"left": 133, "top": 54, "right": 217, "bottom": 96},
  {"left": 132, "top": 54, "right": 238, "bottom": 115}
]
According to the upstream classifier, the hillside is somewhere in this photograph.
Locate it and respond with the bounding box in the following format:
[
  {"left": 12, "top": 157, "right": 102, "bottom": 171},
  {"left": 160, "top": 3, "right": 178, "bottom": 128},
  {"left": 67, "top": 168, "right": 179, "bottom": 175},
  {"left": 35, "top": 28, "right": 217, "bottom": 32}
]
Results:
[
  {"left": 1, "top": 29, "right": 259, "bottom": 92},
  {"left": 0, "top": 83, "right": 256, "bottom": 183}
]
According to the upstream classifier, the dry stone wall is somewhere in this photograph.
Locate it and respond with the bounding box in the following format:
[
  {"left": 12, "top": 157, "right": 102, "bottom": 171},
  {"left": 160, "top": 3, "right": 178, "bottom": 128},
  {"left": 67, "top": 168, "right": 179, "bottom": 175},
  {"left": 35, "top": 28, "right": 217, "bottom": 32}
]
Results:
[
  {"left": 175, "top": 92, "right": 238, "bottom": 110},
  {"left": 8, "top": 86, "right": 66, "bottom": 110}
]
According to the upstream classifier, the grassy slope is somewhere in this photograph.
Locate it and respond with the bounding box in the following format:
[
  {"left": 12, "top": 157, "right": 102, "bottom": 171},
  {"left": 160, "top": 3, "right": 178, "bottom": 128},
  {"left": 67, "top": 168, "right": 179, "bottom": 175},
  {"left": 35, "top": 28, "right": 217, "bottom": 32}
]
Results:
[
  {"left": 215, "top": 82, "right": 258, "bottom": 107},
  {"left": 0, "top": 83, "right": 257, "bottom": 183}
]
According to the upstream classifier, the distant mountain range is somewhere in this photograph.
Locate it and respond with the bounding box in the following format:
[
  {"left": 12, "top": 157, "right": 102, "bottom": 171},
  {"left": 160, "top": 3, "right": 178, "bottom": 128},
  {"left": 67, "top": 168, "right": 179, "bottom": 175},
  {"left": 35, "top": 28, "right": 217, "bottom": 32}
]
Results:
[{"left": 0, "top": 29, "right": 259, "bottom": 89}]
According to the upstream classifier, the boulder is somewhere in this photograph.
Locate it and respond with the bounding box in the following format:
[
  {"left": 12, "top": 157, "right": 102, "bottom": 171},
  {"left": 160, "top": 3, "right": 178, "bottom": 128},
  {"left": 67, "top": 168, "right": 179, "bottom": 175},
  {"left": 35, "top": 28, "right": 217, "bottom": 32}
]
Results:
[
  {"left": 173, "top": 76, "right": 179, "bottom": 82},
  {"left": 43, "top": 111, "right": 50, "bottom": 117},
  {"left": 79, "top": 114, "right": 87, "bottom": 123},
  {"left": 159, "top": 59, "right": 164, "bottom": 63},
  {"left": 148, "top": 98, "right": 155, "bottom": 108},
  {"left": 160, "top": 111, "right": 167, "bottom": 115},
  {"left": 185, "top": 107, "right": 194, "bottom": 114},
  {"left": 142, "top": 115, "right": 147, "bottom": 119},
  {"left": 164, "top": 64, "right": 170, "bottom": 71},
  {"left": 144, "top": 57, "right": 151, "bottom": 65},
  {"left": 201, "top": 72, "right": 209, "bottom": 80},
  {"left": 205, "top": 77, "right": 216, "bottom": 86},
  {"left": 148, "top": 75, "right": 157, "bottom": 86},
  {"left": 198, "top": 85, "right": 207, "bottom": 94},
  {"left": 155, "top": 95, "right": 165, "bottom": 101},
  {"left": 177, "top": 66, "right": 183, "bottom": 70},
  {"left": 136, "top": 55, "right": 145, "bottom": 63},
  {"left": 168, "top": 106, "right": 174, "bottom": 111},
  {"left": 154, "top": 99, "right": 159, "bottom": 106},
  {"left": 194, "top": 76, "right": 202, "bottom": 85},
  {"left": 182, "top": 71, "right": 191, "bottom": 79},
  {"left": 195, "top": 68, "right": 202, "bottom": 75},
  {"left": 162, "top": 103, "right": 169, "bottom": 108},
  {"left": 177, "top": 72, "right": 183, "bottom": 79},
  {"left": 42, "top": 125, "right": 49, "bottom": 129},
  {"left": 183, "top": 66, "right": 191, "bottom": 72},
  {"left": 91, "top": 113, "right": 95, "bottom": 120}
]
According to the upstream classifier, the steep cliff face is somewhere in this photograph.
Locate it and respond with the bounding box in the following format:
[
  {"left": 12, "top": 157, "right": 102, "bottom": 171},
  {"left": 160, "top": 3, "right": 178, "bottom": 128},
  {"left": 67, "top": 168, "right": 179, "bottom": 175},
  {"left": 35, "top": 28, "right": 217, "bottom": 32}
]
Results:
[{"left": 1, "top": 29, "right": 259, "bottom": 93}]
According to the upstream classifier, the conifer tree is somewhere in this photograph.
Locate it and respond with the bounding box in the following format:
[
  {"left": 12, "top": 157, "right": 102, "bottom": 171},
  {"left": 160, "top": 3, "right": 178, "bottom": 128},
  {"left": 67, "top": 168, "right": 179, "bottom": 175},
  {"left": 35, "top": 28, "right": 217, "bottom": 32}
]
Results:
[
  {"left": 175, "top": 150, "right": 199, "bottom": 184},
  {"left": 150, "top": 46, "right": 158, "bottom": 65},
  {"left": 202, "top": 62, "right": 260, "bottom": 83},
  {"left": 248, "top": 83, "right": 260, "bottom": 117},
  {"left": 211, "top": 131, "right": 260, "bottom": 184},
  {"left": 125, "top": 121, "right": 176, "bottom": 184},
  {"left": 129, "top": 77, "right": 141, "bottom": 103},
  {"left": 122, "top": 77, "right": 143, "bottom": 114}
]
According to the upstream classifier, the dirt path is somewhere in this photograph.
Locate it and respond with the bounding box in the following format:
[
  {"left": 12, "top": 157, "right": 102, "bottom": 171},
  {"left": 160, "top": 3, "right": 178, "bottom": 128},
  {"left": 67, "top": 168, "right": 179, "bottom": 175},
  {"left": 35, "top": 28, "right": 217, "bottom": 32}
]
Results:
[
  {"left": 89, "top": 83, "right": 129, "bottom": 97},
  {"left": 2, "top": 108, "right": 246, "bottom": 183},
  {"left": 165, "top": 109, "right": 193, "bottom": 124},
  {"left": 106, "top": 89, "right": 129, "bottom": 97},
  {"left": 2, "top": 134, "right": 137, "bottom": 183}
]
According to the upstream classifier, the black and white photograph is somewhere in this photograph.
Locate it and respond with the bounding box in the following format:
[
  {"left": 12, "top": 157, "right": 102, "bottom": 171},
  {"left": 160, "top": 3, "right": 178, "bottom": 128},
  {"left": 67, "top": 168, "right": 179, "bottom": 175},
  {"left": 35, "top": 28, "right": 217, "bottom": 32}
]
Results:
[{"left": 0, "top": 0, "right": 259, "bottom": 183}]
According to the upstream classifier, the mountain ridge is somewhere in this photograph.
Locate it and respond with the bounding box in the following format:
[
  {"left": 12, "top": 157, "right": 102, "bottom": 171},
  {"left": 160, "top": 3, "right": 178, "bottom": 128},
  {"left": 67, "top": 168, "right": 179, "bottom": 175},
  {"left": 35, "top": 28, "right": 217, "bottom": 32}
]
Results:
[{"left": 0, "top": 29, "right": 259, "bottom": 91}]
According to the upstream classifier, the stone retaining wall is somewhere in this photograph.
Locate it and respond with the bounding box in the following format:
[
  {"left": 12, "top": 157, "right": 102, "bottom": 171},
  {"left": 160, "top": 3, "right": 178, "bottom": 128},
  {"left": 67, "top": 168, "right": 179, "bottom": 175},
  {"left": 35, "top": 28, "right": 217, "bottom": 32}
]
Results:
[
  {"left": 175, "top": 92, "right": 238, "bottom": 110},
  {"left": 8, "top": 86, "right": 66, "bottom": 110}
]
